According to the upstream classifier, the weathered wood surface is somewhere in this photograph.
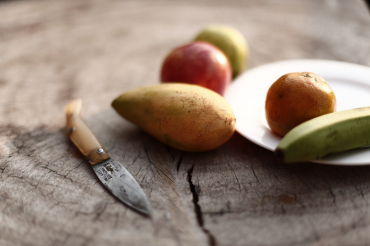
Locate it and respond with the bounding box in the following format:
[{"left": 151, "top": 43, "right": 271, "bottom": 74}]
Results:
[{"left": 1, "top": 0, "right": 370, "bottom": 245}]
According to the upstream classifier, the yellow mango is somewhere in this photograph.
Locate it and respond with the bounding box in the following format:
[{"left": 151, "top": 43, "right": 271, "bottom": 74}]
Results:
[{"left": 111, "top": 83, "right": 236, "bottom": 152}]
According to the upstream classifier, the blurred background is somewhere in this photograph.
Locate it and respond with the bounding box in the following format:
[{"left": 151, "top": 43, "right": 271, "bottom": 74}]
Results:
[{"left": 0, "top": 0, "right": 369, "bottom": 131}]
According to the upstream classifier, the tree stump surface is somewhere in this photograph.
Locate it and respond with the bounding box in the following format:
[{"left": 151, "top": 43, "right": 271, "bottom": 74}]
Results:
[{"left": 1, "top": 0, "right": 370, "bottom": 245}]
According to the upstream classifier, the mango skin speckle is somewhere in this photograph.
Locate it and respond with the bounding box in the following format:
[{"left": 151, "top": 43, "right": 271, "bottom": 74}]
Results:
[{"left": 112, "top": 83, "right": 236, "bottom": 152}]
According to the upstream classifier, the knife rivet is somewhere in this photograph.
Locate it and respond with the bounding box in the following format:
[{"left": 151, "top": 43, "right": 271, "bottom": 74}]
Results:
[
  {"left": 69, "top": 127, "right": 75, "bottom": 134},
  {"left": 97, "top": 148, "right": 104, "bottom": 154}
]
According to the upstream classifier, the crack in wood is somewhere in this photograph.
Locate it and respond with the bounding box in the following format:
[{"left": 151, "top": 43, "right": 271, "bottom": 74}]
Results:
[
  {"left": 308, "top": 167, "right": 337, "bottom": 205},
  {"left": 128, "top": 154, "right": 140, "bottom": 168},
  {"left": 41, "top": 164, "right": 74, "bottom": 183},
  {"left": 187, "top": 165, "right": 217, "bottom": 246},
  {"left": 165, "top": 145, "right": 176, "bottom": 162},
  {"left": 251, "top": 165, "right": 261, "bottom": 184},
  {"left": 0, "top": 163, "right": 8, "bottom": 174},
  {"left": 223, "top": 150, "right": 241, "bottom": 192},
  {"left": 176, "top": 154, "right": 183, "bottom": 172},
  {"left": 93, "top": 202, "right": 108, "bottom": 222}
]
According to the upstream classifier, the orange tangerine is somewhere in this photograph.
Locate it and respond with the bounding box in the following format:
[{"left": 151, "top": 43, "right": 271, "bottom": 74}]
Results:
[{"left": 265, "top": 72, "right": 336, "bottom": 137}]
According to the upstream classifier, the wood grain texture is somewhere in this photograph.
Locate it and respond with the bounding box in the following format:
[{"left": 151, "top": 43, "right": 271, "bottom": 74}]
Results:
[{"left": 1, "top": 0, "right": 370, "bottom": 245}]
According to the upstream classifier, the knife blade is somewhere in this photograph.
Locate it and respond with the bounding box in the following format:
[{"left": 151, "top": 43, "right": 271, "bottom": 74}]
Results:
[{"left": 64, "top": 99, "right": 152, "bottom": 216}]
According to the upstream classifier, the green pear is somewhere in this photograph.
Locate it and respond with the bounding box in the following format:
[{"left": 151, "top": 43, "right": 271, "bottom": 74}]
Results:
[
  {"left": 112, "top": 83, "right": 236, "bottom": 152},
  {"left": 194, "top": 25, "right": 249, "bottom": 79}
]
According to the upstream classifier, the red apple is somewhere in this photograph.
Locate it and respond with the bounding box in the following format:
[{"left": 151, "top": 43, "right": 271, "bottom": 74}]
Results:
[{"left": 160, "top": 41, "right": 232, "bottom": 96}]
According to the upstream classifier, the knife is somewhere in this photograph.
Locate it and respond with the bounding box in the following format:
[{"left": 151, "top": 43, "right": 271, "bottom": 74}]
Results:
[{"left": 64, "top": 99, "right": 152, "bottom": 216}]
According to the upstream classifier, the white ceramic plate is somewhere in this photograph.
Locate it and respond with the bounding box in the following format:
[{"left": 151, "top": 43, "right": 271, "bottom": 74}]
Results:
[{"left": 224, "top": 59, "right": 370, "bottom": 165}]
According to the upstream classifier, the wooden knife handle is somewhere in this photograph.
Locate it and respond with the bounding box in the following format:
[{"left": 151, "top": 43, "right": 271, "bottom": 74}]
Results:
[{"left": 65, "top": 99, "right": 110, "bottom": 165}]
